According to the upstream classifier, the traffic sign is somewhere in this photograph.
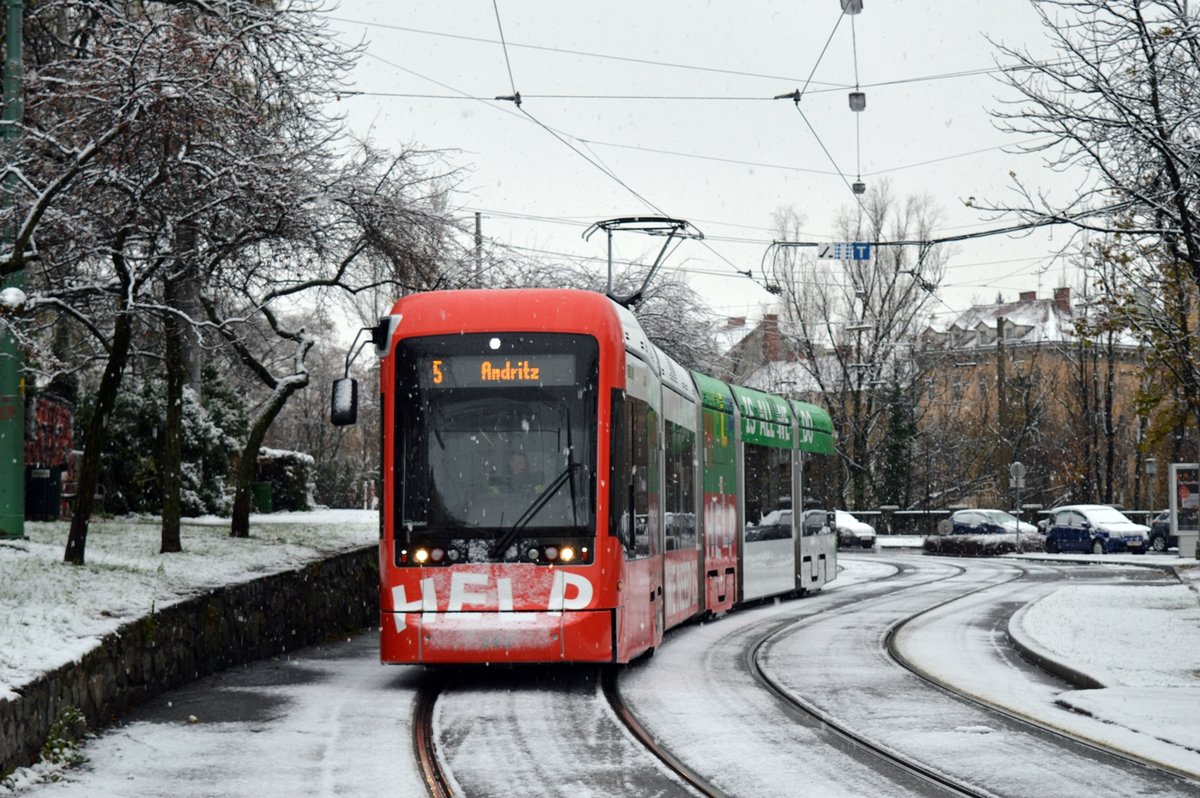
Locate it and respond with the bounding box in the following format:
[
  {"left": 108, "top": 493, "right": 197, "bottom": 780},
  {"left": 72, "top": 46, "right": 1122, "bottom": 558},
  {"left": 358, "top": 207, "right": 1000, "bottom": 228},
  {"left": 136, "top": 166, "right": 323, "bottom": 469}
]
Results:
[{"left": 817, "top": 242, "right": 872, "bottom": 261}]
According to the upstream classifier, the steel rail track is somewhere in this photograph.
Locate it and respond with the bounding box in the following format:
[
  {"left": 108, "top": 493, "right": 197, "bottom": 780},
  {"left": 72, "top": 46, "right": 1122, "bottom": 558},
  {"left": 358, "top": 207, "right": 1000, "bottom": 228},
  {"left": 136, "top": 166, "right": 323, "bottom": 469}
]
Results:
[
  {"left": 602, "top": 556, "right": 976, "bottom": 798},
  {"left": 413, "top": 679, "right": 456, "bottom": 798},
  {"left": 745, "top": 558, "right": 1003, "bottom": 798},
  {"left": 600, "top": 667, "right": 727, "bottom": 798},
  {"left": 885, "top": 559, "right": 1200, "bottom": 786}
]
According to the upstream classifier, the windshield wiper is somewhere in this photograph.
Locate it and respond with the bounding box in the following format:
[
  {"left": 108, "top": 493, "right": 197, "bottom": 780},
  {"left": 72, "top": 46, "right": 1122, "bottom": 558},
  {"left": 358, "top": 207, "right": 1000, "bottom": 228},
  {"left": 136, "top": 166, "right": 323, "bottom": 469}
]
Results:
[{"left": 489, "top": 462, "right": 584, "bottom": 560}]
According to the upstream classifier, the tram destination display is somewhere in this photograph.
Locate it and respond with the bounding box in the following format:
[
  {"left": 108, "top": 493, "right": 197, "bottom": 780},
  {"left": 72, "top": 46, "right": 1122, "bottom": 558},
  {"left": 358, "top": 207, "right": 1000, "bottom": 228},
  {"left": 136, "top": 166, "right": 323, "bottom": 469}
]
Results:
[{"left": 421, "top": 354, "right": 577, "bottom": 389}]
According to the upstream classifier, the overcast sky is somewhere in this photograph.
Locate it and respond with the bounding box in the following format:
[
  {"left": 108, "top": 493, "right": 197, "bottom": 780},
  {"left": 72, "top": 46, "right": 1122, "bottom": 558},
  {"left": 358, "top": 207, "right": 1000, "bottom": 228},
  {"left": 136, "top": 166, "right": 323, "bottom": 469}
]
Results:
[{"left": 323, "top": 2, "right": 1086, "bottom": 324}]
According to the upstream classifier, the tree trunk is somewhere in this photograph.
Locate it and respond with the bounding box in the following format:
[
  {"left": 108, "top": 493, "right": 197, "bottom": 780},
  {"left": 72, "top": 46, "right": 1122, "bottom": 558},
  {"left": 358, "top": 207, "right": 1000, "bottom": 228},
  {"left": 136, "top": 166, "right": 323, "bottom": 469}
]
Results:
[
  {"left": 230, "top": 377, "right": 309, "bottom": 537},
  {"left": 64, "top": 302, "right": 133, "bottom": 565},
  {"left": 1103, "top": 333, "right": 1116, "bottom": 505},
  {"left": 160, "top": 276, "right": 185, "bottom": 553},
  {"left": 176, "top": 240, "right": 203, "bottom": 400}
]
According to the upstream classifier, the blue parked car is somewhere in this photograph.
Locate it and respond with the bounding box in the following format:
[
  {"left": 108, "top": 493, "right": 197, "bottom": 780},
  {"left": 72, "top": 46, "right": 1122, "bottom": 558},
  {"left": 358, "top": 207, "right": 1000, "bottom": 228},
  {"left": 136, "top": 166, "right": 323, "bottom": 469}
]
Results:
[{"left": 1044, "top": 504, "right": 1149, "bottom": 555}]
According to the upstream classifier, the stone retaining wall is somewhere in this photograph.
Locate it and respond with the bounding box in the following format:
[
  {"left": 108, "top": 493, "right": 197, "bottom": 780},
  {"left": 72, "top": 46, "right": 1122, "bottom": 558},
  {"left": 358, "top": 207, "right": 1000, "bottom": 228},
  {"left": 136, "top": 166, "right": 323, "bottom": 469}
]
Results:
[{"left": 1, "top": 545, "right": 378, "bottom": 774}]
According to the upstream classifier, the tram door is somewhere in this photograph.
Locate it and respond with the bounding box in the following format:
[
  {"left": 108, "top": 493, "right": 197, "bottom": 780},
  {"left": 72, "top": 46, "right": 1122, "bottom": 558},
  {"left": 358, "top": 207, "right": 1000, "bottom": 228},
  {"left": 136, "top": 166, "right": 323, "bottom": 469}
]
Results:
[
  {"left": 611, "top": 355, "right": 663, "bottom": 660},
  {"left": 796, "top": 448, "right": 839, "bottom": 592}
]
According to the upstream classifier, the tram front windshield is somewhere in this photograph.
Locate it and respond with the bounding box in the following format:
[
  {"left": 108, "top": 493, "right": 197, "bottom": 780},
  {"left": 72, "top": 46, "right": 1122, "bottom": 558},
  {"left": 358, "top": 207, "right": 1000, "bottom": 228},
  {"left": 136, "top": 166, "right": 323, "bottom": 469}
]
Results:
[{"left": 394, "top": 333, "right": 598, "bottom": 563}]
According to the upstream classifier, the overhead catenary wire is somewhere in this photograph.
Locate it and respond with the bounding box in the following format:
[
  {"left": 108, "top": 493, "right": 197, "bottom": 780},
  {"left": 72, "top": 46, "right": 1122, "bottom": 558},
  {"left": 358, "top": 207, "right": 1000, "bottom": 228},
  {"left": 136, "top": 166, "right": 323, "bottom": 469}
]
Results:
[
  {"left": 486, "top": 5, "right": 759, "bottom": 287},
  {"left": 349, "top": 46, "right": 757, "bottom": 285},
  {"left": 332, "top": 11, "right": 1090, "bottom": 311},
  {"left": 462, "top": 207, "right": 1086, "bottom": 269},
  {"left": 341, "top": 33, "right": 1053, "bottom": 197},
  {"left": 484, "top": 4, "right": 757, "bottom": 287},
  {"left": 770, "top": 7, "right": 871, "bottom": 217}
]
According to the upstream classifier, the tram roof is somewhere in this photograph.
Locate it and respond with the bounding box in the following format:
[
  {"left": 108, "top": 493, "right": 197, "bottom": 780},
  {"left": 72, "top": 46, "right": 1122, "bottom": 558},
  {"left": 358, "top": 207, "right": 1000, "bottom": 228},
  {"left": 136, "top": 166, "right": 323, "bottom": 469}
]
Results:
[
  {"left": 791, "top": 400, "right": 836, "bottom": 455},
  {"left": 690, "top": 371, "right": 735, "bottom": 413},
  {"left": 730, "top": 384, "right": 793, "bottom": 449},
  {"left": 653, "top": 345, "right": 698, "bottom": 402}
]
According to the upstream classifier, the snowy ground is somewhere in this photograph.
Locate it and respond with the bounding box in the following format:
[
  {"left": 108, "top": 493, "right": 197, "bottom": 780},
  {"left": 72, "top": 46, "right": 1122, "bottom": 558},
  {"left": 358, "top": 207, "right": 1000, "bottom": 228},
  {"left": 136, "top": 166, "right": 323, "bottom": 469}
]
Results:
[
  {"left": 0, "top": 511, "right": 378, "bottom": 702},
  {"left": 879, "top": 533, "right": 1200, "bottom": 765},
  {"left": 2, "top": 517, "right": 1198, "bottom": 791}
]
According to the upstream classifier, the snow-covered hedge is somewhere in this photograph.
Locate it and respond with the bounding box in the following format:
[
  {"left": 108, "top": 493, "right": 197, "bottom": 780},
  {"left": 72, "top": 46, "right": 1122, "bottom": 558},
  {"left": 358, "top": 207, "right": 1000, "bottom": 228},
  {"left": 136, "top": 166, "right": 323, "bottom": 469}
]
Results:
[
  {"left": 923, "top": 532, "right": 1045, "bottom": 556},
  {"left": 78, "top": 376, "right": 246, "bottom": 517},
  {"left": 256, "top": 448, "right": 315, "bottom": 512}
]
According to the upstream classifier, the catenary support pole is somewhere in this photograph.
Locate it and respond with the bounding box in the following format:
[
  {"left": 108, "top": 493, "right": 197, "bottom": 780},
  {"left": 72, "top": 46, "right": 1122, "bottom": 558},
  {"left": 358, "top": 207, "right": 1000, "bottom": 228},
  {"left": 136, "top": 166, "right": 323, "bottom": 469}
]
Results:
[{"left": 1, "top": 0, "right": 26, "bottom": 540}]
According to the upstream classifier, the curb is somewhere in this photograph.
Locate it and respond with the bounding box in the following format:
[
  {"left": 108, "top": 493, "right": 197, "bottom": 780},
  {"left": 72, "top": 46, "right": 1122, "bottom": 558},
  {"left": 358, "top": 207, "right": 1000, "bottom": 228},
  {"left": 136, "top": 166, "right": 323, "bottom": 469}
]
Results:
[{"left": 1006, "top": 598, "right": 1107, "bottom": 690}]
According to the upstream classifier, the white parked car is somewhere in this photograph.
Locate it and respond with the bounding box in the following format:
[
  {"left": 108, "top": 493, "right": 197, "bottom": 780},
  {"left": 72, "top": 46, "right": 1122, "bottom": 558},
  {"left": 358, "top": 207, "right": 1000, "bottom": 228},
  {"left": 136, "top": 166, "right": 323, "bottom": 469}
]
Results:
[{"left": 835, "top": 510, "right": 876, "bottom": 549}]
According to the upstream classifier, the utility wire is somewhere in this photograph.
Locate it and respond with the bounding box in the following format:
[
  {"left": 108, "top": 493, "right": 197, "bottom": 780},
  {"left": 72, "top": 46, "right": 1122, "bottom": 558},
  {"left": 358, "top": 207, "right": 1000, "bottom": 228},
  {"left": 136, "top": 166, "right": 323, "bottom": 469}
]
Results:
[
  {"left": 340, "top": 17, "right": 1074, "bottom": 305},
  {"left": 344, "top": 91, "right": 778, "bottom": 101},
  {"left": 492, "top": 0, "right": 520, "bottom": 103},
  {"left": 792, "top": 103, "right": 871, "bottom": 216},
  {"left": 330, "top": 14, "right": 1071, "bottom": 93},
  {"left": 328, "top": 16, "right": 847, "bottom": 88},
  {"left": 484, "top": 4, "right": 756, "bottom": 285},
  {"left": 800, "top": 10, "right": 845, "bottom": 100}
]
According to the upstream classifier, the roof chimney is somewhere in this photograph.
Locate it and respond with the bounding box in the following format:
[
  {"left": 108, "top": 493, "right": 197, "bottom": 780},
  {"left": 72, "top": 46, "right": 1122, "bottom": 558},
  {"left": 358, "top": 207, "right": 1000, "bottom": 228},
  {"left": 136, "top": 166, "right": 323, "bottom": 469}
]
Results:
[
  {"left": 762, "top": 314, "right": 780, "bottom": 362},
  {"left": 1053, "top": 287, "right": 1071, "bottom": 314},
  {"left": 1019, "top": 291, "right": 1036, "bottom": 302}
]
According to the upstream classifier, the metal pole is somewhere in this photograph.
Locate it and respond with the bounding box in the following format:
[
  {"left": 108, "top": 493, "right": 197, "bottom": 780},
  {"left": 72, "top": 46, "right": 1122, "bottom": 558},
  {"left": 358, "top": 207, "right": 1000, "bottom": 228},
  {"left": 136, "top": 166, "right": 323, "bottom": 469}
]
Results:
[
  {"left": 1, "top": 0, "right": 25, "bottom": 539},
  {"left": 1015, "top": 481, "right": 1022, "bottom": 554},
  {"left": 605, "top": 228, "right": 613, "bottom": 295},
  {"left": 473, "top": 212, "right": 482, "bottom": 288}
]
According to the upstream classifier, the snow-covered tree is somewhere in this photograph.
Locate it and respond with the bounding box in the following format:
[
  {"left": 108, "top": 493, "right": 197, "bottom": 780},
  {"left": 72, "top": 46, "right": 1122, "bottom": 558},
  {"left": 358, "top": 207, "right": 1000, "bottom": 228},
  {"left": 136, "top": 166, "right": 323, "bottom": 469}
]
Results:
[
  {"left": 5, "top": 1, "right": 454, "bottom": 561},
  {"left": 990, "top": 0, "right": 1200, "bottom": 447},
  {"left": 768, "top": 182, "right": 947, "bottom": 508}
]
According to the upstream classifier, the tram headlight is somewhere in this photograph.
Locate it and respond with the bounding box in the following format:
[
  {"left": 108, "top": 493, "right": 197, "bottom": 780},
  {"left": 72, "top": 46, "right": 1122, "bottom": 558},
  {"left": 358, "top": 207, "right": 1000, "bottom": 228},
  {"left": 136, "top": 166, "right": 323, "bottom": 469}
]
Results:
[
  {"left": 430, "top": 548, "right": 445, "bottom": 563},
  {"left": 559, "top": 546, "right": 576, "bottom": 562},
  {"left": 544, "top": 545, "right": 559, "bottom": 561},
  {"left": 413, "top": 548, "right": 430, "bottom": 564}
]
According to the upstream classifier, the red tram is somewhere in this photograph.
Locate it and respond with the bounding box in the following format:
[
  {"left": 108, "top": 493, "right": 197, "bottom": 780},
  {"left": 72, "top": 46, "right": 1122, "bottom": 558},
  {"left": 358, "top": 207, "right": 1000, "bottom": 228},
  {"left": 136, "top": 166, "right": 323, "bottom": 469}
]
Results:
[{"left": 332, "top": 288, "right": 839, "bottom": 664}]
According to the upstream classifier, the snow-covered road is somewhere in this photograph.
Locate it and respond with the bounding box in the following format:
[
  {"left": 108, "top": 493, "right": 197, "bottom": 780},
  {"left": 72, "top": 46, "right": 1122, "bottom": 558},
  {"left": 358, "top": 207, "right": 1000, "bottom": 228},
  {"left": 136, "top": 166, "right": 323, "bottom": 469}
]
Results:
[{"left": 10, "top": 553, "right": 1200, "bottom": 797}]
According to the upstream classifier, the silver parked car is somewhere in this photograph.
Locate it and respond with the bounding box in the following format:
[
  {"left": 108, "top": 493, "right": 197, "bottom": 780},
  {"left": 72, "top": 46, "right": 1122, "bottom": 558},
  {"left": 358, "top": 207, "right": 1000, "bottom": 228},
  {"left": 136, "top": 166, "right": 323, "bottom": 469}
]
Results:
[{"left": 834, "top": 510, "right": 876, "bottom": 549}]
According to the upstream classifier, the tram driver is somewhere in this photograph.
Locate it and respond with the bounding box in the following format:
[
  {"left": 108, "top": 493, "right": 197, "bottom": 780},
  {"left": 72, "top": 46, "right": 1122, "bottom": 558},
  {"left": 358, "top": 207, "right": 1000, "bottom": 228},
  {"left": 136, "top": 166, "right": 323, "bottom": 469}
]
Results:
[{"left": 501, "top": 451, "right": 544, "bottom": 496}]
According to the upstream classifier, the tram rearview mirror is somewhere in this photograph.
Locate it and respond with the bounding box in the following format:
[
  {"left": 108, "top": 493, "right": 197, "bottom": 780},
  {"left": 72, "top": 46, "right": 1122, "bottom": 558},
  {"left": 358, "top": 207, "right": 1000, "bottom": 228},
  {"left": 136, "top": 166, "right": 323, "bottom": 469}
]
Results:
[{"left": 331, "top": 378, "right": 358, "bottom": 426}]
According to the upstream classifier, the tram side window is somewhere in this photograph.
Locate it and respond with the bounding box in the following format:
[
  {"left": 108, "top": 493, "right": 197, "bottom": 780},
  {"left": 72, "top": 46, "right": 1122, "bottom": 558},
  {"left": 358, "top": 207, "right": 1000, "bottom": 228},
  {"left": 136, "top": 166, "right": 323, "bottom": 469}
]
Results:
[
  {"left": 801, "top": 452, "right": 838, "bottom": 535},
  {"left": 631, "top": 396, "right": 652, "bottom": 558},
  {"left": 664, "top": 419, "right": 696, "bottom": 550},
  {"left": 609, "top": 392, "right": 631, "bottom": 552},
  {"left": 610, "top": 391, "right": 653, "bottom": 559},
  {"left": 744, "top": 443, "right": 792, "bottom": 539}
]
